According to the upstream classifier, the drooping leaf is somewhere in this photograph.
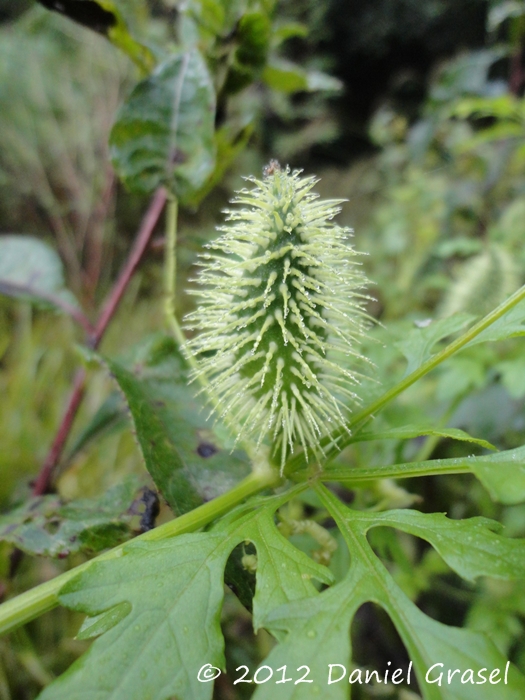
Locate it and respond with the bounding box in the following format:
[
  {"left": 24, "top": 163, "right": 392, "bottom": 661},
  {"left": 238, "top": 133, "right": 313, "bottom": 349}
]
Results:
[
  {"left": 254, "top": 487, "right": 525, "bottom": 700},
  {"left": 0, "top": 479, "right": 143, "bottom": 557},
  {"left": 0, "top": 235, "right": 80, "bottom": 314},
  {"left": 322, "top": 445, "right": 525, "bottom": 505},
  {"left": 104, "top": 334, "right": 251, "bottom": 515},
  {"left": 37, "top": 494, "right": 331, "bottom": 700},
  {"left": 110, "top": 49, "right": 216, "bottom": 200}
]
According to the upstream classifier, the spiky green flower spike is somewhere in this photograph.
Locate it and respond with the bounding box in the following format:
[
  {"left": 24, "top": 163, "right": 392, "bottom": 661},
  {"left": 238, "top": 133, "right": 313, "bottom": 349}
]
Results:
[{"left": 184, "top": 161, "right": 372, "bottom": 471}]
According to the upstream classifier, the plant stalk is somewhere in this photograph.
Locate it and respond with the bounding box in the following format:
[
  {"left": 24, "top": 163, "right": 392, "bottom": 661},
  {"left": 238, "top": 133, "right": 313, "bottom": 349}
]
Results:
[
  {"left": 31, "top": 188, "right": 167, "bottom": 498},
  {"left": 0, "top": 468, "right": 278, "bottom": 637}
]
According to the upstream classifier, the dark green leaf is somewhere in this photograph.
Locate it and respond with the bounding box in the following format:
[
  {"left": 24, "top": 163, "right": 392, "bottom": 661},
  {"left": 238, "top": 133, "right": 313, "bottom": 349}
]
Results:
[
  {"left": 110, "top": 49, "right": 216, "bottom": 200},
  {"left": 104, "top": 334, "right": 251, "bottom": 515},
  {"left": 222, "top": 12, "right": 271, "bottom": 94},
  {"left": 0, "top": 479, "right": 142, "bottom": 557}
]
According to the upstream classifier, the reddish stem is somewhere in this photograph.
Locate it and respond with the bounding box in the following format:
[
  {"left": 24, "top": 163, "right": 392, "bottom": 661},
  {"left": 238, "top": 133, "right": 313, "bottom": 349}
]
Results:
[
  {"left": 31, "top": 369, "right": 86, "bottom": 496},
  {"left": 90, "top": 188, "right": 167, "bottom": 348},
  {"left": 509, "top": 47, "right": 524, "bottom": 96},
  {"left": 31, "top": 187, "right": 167, "bottom": 496}
]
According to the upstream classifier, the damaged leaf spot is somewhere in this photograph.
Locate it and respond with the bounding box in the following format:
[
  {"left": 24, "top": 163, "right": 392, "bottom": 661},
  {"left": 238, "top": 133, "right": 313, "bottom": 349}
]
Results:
[{"left": 197, "top": 442, "right": 218, "bottom": 458}]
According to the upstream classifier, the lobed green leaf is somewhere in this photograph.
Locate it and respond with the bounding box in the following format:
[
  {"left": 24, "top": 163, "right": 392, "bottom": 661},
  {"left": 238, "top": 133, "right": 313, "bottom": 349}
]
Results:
[
  {"left": 253, "top": 487, "right": 525, "bottom": 700},
  {"left": 37, "top": 495, "right": 331, "bottom": 700}
]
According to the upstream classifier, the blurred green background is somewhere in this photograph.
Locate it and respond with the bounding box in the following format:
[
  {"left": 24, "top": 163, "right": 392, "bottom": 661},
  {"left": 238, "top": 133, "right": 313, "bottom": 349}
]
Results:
[{"left": 0, "top": 0, "right": 524, "bottom": 698}]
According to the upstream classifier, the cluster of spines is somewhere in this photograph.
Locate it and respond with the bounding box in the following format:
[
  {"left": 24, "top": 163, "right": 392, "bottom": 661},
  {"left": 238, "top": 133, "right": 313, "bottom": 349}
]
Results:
[{"left": 184, "top": 163, "right": 372, "bottom": 470}]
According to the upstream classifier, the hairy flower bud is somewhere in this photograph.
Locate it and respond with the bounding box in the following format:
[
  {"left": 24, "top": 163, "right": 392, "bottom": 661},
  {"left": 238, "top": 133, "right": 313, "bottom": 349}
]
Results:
[{"left": 184, "top": 162, "right": 372, "bottom": 469}]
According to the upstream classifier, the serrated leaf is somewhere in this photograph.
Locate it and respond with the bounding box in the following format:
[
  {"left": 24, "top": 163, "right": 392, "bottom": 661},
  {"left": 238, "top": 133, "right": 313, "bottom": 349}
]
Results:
[
  {"left": 350, "top": 425, "right": 496, "bottom": 451},
  {"left": 37, "top": 495, "right": 331, "bottom": 700},
  {"left": 216, "top": 506, "right": 333, "bottom": 638},
  {"left": 110, "top": 49, "right": 216, "bottom": 199},
  {"left": 254, "top": 488, "right": 525, "bottom": 700},
  {"left": 0, "top": 235, "right": 80, "bottom": 313},
  {"left": 323, "top": 445, "right": 525, "bottom": 504},
  {"left": 348, "top": 509, "right": 525, "bottom": 582},
  {"left": 395, "top": 314, "right": 474, "bottom": 375},
  {"left": 0, "top": 479, "right": 142, "bottom": 556}
]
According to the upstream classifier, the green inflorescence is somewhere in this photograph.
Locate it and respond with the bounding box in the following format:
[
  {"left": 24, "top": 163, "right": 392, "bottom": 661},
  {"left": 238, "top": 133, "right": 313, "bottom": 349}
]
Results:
[{"left": 184, "top": 162, "right": 372, "bottom": 470}]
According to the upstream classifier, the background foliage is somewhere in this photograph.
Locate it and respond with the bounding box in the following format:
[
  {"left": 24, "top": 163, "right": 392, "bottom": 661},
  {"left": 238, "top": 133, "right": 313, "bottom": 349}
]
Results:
[{"left": 0, "top": 0, "right": 525, "bottom": 698}]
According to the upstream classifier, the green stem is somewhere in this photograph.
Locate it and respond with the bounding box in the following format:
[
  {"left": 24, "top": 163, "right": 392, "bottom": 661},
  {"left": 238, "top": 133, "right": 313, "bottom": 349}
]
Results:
[
  {"left": 315, "top": 456, "right": 471, "bottom": 483},
  {"left": 164, "top": 196, "right": 187, "bottom": 352},
  {"left": 286, "top": 282, "right": 525, "bottom": 475},
  {"left": 163, "top": 194, "right": 256, "bottom": 452},
  {"left": 0, "top": 469, "right": 278, "bottom": 638}
]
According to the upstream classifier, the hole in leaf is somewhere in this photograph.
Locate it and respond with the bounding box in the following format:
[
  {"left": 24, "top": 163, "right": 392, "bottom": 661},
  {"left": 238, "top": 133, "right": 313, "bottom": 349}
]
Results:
[
  {"left": 221, "top": 586, "right": 276, "bottom": 699},
  {"left": 351, "top": 602, "right": 415, "bottom": 697},
  {"left": 224, "top": 542, "right": 257, "bottom": 614},
  {"left": 366, "top": 526, "right": 472, "bottom": 627}
]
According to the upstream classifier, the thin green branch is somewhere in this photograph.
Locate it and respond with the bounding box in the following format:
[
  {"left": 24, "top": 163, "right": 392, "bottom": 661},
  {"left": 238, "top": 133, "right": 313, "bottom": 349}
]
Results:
[
  {"left": 0, "top": 469, "right": 278, "bottom": 638},
  {"left": 163, "top": 196, "right": 256, "bottom": 453},
  {"left": 314, "top": 458, "right": 471, "bottom": 484},
  {"left": 285, "top": 282, "right": 525, "bottom": 475}
]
